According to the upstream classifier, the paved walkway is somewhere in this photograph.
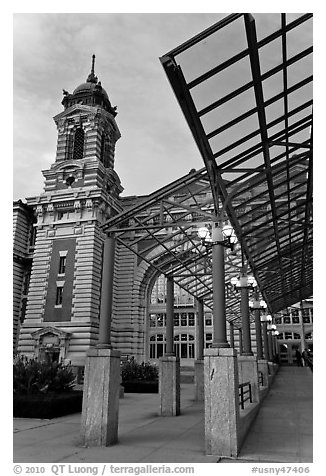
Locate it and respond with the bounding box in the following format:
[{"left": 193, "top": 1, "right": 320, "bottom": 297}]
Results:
[
  {"left": 220, "top": 366, "right": 313, "bottom": 463},
  {"left": 13, "top": 366, "right": 312, "bottom": 464}
]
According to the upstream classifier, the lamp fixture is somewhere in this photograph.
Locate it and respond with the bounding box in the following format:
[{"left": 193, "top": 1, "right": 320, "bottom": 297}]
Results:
[
  {"left": 231, "top": 274, "right": 257, "bottom": 290},
  {"left": 249, "top": 299, "right": 267, "bottom": 310},
  {"left": 260, "top": 314, "right": 272, "bottom": 323},
  {"left": 198, "top": 223, "right": 237, "bottom": 250}
]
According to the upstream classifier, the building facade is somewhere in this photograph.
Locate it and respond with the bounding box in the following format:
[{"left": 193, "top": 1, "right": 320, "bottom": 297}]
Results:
[{"left": 275, "top": 300, "right": 313, "bottom": 364}]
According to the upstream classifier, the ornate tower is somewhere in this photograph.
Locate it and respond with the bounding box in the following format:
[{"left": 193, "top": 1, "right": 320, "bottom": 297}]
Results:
[{"left": 18, "top": 56, "right": 124, "bottom": 367}]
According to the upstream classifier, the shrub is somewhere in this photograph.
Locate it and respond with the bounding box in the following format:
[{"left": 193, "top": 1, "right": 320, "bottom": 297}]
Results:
[
  {"left": 13, "top": 355, "right": 76, "bottom": 395},
  {"left": 121, "top": 357, "right": 158, "bottom": 382}
]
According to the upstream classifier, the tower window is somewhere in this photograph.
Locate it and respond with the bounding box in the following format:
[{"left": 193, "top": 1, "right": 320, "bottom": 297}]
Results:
[
  {"left": 100, "top": 132, "right": 111, "bottom": 167},
  {"left": 72, "top": 127, "right": 85, "bottom": 161},
  {"left": 55, "top": 286, "right": 63, "bottom": 306},
  {"left": 29, "top": 225, "right": 36, "bottom": 249},
  {"left": 58, "top": 256, "right": 66, "bottom": 275}
]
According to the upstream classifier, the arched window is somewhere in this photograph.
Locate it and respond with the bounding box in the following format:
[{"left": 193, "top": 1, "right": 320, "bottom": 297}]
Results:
[
  {"left": 150, "top": 274, "right": 193, "bottom": 306},
  {"left": 174, "top": 334, "right": 195, "bottom": 359},
  {"left": 149, "top": 334, "right": 166, "bottom": 359},
  {"left": 72, "top": 127, "right": 85, "bottom": 161}
]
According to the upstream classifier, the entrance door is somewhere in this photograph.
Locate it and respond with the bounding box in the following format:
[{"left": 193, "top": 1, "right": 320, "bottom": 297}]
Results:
[
  {"left": 278, "top": 342, "right": 303, "bottom": 365},
  {"left": 174, "top": 334, "right": 195, "bottom": 359}
]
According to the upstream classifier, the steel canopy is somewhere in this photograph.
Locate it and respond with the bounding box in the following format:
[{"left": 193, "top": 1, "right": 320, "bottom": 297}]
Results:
[{"left": 159, "top": 13, "right": 313, "bottom": 313}]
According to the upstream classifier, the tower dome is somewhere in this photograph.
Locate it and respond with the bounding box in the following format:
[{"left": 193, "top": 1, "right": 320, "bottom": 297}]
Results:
[{"left": 61, "top": 55, "right": 117, "bottom": 116}]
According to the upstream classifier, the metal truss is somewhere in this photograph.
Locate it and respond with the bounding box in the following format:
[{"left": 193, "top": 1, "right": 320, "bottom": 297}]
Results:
[{"left": 102, "top": 167, "right": 254, "bottom": 325}]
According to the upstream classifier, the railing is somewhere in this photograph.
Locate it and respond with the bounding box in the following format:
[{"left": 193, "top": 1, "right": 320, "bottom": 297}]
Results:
[
  {"left": 258, "top": 370, "right": 264, "bottom": 387},
  {"left": 239, "top": 381, "right": 252, "bottom": 409}
]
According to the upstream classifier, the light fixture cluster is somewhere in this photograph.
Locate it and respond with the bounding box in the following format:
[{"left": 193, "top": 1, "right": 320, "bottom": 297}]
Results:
[
  {"left": 249, "top": 298, "right": 267, "bottom": 310},
  {"left": 197, "top": 222, "right": 280, "bottom": 338},
  {"left": 197, "top": 224, "right": 237, "bottom": 250},
  {"left": 230, "top": 274, "right": 257, "bottom": 290},
  {"left": 267, "top": 323, "right": 279, "bottom": 336},
  {"left": 261, "top": 314, "right": 272, "bottom": 323},
  {"left": 260, "top": 314, "right": 279, "bottom": 335}
]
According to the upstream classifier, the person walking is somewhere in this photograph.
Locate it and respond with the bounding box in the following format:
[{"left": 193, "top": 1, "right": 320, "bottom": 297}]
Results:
[
  {"left": 295, "top": 348, "right": 303, "bottom": 366},
  {"left": 305, "top": 349, "right": 313, "bottom": 372}
]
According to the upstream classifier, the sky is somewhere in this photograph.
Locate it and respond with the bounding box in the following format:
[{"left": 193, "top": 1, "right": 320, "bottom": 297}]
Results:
[
  {"left": 13, "top": 12, "right": 230, "bottom": 200},
  {"left": 12, "top": 5, "right": 315, "bottom": 202}
]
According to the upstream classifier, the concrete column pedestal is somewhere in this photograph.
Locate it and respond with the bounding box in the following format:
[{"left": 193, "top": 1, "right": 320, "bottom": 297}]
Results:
[
  {"left": 237, "top": 355, "right": 260, "bottom": 402},
  {"left": 204, "top": 347, "right": 240, "bottom": 456},
  {"left": 80, "top": 347, "right": 121, "bottom": 446},
  {"left": 194, "top": 359, "right": 204, "bottom": 401},
  {"left": 258, "top": 359, "right": 269, "bottom": 388},
  {"left": 159, "top": 355, "right": 180, "bottom": 416}
]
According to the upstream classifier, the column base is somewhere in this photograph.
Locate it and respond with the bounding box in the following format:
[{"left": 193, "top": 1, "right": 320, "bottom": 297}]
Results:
[
  {"left": 159, "top": 355, "right": 180, "bottom": 416},
  {"left": 80, "top": 348, "right": 120, "bottom": 446},
  {"left": 211, "top": 342, "right": 230, "bottom": 348},
  {"left": 204, "top": 347, "right": 240, "bottom": 456},
  {"left": 96, "top": 343, "right": 112, "bottom": 349}
]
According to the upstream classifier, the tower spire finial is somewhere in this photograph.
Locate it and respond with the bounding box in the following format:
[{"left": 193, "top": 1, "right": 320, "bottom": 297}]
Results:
[
  {"left": 87, "top": 54, "right": 97, "bottom": 83},
  {"left": 91, "top": 54, "right": 95, "bottom": 75}
]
